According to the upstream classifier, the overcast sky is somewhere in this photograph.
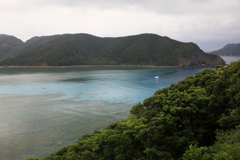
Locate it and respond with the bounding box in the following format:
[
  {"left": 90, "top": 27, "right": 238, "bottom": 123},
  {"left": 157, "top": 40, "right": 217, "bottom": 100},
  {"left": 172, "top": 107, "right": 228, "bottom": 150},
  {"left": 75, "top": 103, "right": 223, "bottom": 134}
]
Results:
[{"left": 1, "top": 0, "right": 240, "bottom": 51}]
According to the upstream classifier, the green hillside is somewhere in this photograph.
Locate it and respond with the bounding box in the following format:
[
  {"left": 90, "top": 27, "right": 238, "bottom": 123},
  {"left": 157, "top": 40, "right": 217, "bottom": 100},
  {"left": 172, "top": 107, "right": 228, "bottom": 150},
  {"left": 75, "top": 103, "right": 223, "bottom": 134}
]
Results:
[
  {"left": 0, "top": 34, "right": 24, "bottom": 60},
  {"left": 29, "top": 60, "right": 240, "bottom": 160},
  {"left": 0, "top": 33, "right": 225, "bottom": 66},
  {"left": 210, "top": 43, "right": 240, "bottom": 56}
]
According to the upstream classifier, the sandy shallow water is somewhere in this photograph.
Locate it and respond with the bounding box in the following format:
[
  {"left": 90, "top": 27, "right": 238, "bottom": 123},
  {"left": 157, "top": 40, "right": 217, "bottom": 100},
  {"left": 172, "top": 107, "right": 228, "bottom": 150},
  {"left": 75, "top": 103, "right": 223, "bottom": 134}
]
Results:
[{"left": 0, "top": 94, "right": 131, "bottom": 160}]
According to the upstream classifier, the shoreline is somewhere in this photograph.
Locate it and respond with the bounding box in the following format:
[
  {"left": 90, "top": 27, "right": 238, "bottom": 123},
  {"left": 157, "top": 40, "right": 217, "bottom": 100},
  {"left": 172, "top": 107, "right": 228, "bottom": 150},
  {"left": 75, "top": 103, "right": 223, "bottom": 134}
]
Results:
[
  {"left": 0, "top": 65, "right": 181, "bottom": 69},
  {"left": 0, "top": 64, "right": 220, "bottom": 69},
  {"left": 220, "top": 55, "right": 240, "bottom": 57}
]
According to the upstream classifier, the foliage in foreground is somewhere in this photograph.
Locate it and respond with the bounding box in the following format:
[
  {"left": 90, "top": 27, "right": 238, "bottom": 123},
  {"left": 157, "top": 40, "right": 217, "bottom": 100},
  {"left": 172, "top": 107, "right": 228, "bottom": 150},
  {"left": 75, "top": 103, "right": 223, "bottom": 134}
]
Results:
[
  {"left": 183, "top": 125, "right": 240, "bottom": 160},
  {"left": 29, "top": 61, "right": 240, "bottom": 160}
]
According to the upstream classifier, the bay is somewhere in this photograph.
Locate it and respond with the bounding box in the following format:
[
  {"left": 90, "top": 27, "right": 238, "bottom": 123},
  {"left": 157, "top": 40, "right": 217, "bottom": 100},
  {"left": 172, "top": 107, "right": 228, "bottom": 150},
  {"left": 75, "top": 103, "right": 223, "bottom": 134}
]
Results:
[
  {"left": 0, "top": 56, "right": 238, "bottom": 160},
  {"left": 220, "top": 56, "right": 240, "bottom": 64}
]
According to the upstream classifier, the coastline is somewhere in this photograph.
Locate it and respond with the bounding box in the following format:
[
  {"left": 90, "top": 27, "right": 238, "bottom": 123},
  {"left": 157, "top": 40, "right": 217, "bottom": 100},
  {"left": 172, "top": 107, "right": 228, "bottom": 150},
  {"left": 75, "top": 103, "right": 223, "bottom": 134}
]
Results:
[
  {"left": 0, "top": 65, "right": 181, "bottom": 69},
  {"left": 220, "top": 55, "right": 240, "bottom": 57}
]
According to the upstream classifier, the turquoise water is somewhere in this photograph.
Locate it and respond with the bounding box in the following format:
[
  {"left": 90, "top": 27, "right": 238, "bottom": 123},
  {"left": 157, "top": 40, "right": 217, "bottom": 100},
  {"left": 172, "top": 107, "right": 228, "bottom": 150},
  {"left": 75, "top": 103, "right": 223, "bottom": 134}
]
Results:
[
  {"left": 220, "top": 56, "right": 240, "bottom": 64},
  {"left": 0, "top": 65, "right": 229, "bottom": 160},
  {"left": 0, "top": 67, "right": 210, "bottom": 102}
]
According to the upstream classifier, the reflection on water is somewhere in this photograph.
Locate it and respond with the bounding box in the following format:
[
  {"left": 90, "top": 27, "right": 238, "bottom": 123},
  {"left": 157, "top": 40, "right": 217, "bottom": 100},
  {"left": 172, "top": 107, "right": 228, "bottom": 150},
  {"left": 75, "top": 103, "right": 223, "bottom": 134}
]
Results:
[{"left": 0, "top": 66, "right": 216, "bottom": 160}]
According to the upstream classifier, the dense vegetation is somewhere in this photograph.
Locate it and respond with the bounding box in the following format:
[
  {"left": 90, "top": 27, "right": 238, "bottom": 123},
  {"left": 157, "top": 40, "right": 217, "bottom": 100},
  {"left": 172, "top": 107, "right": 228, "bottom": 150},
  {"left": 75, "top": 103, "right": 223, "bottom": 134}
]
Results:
[
  {"left": 0, "top": 34, "right": 23, "bottom": 60},
  {"left": 0, "top": 33, "right": 225, "bottom": 67},
  {"left": 210, "top": 43, "right": 240, "bottom": 56},
  {"left": 29, "top": 60, "right": 240, "bottom": 160}
]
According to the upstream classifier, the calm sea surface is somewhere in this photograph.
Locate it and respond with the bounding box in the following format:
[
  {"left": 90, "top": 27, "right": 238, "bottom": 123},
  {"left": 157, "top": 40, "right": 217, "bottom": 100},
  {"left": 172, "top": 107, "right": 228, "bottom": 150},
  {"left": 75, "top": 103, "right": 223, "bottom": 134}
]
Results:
[
  {"left": 220, "top": 56, "right": 240, "bottom": 64},
  {"left": 0, "top": 57, "right": 238, "bottom": 160}
]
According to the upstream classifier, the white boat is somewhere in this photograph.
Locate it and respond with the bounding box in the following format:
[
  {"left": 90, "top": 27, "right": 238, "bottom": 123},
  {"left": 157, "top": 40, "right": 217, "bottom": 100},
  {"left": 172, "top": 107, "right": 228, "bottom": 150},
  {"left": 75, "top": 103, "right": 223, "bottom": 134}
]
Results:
[{"left": 154, "top": 76, "right": 159, "bottom": 79}]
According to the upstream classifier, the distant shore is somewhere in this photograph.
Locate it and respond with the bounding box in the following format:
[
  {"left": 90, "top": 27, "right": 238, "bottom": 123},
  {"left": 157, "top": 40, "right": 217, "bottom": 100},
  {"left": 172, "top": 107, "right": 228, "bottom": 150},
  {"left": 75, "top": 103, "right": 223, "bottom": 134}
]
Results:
[
  {"left": 220, "top": 55, "right": 240, "bottom": 57},
  {"left": 0, "top": 65, "right": 182, "bottom": 69}
]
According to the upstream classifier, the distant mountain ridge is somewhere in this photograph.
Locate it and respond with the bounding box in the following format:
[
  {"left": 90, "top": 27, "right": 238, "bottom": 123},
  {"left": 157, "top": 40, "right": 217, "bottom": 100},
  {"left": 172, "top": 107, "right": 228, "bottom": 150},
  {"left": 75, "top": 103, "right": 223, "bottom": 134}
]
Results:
[
  {"left": 0, "top": 34, "right": 24, "bottom": 60},
  {"left": 0, "top": 33, "right": 225, "bottom": 67},
  {"left": 210, "top": 43, "right": 240, "bottom": 56}
]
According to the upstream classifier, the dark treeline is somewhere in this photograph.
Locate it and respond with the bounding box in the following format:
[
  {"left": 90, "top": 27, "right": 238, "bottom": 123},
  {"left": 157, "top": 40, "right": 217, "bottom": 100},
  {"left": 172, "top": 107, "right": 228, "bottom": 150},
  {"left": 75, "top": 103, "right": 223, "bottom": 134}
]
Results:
[
  {"left": 29, "top": 60, "right": 240, "bottom": 160},
  {"left": 0, "top": 33, "right": 225, "bottom": 67}
]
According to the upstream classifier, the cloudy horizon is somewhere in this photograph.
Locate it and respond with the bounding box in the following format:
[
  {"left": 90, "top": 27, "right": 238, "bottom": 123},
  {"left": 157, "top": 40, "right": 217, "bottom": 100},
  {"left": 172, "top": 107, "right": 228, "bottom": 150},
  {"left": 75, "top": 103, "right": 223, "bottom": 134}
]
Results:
[{"left": 1, "top": 0, "right": 240, "bottom": 52}]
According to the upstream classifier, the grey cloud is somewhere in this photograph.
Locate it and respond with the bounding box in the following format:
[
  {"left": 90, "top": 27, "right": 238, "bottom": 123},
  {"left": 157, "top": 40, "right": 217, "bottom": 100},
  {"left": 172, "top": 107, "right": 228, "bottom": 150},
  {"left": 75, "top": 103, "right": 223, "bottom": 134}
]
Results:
[
  {"left": 34, "top": 0, "right": 229, "bottom": 14},
  {"left": 1, "top": 0, "right": 240, "bottom": 51}
]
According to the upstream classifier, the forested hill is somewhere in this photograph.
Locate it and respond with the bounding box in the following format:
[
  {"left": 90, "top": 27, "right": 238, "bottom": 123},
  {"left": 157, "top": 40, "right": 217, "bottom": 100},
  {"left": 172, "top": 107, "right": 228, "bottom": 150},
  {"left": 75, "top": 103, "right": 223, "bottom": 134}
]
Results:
[
  {"left": 29, "top": 60, "right": 240, "bottom": 160},
  {"left": 210, "top": 43, "right": 240, "bottom": 56},
  {"left": 0, "top": 33, "right": 225, "bottom": 67},
  {"left": 0, "top": 34, "right": 24, "bottom": 60}
]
